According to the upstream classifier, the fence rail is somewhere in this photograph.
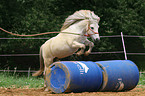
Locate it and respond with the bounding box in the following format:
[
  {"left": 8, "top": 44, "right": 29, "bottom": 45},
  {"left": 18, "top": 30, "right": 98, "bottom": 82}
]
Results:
[
  {"left": 0, "top": 68, "right": 35, "bottom": 78},
  {"left": 0, "top": 69, "right": 36, "bottom": 72},
  {"left": 1, "top": 32, "right": 145, "bottom": 74},
  {"left": 0, "top": 69, "right": 144, "bottom": 76},
  {"left": 0, "top": 51, "right": 125, "bottom": 57}
]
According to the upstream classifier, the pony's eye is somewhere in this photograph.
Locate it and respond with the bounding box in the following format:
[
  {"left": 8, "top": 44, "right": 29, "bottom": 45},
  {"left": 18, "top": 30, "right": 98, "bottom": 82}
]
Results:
[{"left": 90, "top": 27, "right": 94, "bottom": 30}]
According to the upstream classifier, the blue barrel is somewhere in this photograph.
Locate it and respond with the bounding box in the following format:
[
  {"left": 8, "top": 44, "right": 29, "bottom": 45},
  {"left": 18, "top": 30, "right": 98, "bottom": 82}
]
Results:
[
  {"left": 46, "top": 61, "right": 103, "bottom": 93},
  {"left": 95, "top": 60, "right": 139, "bottom": 91}
]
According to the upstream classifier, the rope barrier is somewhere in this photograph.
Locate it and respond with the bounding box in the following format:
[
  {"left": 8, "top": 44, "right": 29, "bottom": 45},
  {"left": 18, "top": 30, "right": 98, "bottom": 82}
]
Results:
[
  {"left": 0, "top": 38, "right": 49, "bottom": 40},
  {"left": 1, "top": 27, "right": 145, "bottom": 38},
  {"left": 1, "top": 35, "right": 145, "bottom": 40},
  {"left": 0, "top": 54, "right": 39, "bottom": 56},
  {"left": 0, "top": 27, "right": 60, "bottom": 36}
]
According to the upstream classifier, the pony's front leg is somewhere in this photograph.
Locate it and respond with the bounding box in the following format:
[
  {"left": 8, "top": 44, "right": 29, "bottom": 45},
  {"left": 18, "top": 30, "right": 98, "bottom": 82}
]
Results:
[
  {"left": 72, "top": 41, "right": 85, "bottom": 56},
  {"left": 84, "top": 39, "right": 94, "bottom": 56}
]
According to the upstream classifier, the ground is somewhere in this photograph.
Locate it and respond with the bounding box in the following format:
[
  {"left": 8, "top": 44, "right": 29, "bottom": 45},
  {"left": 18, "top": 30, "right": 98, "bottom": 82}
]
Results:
[{"left": 0, "top": 87, "right": 145, "bottom": 96}]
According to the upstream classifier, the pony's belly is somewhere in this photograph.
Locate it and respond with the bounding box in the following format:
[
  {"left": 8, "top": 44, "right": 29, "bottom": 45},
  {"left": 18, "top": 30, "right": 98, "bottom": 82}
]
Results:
[{"left": 52, "top": 48, "right": 78, "bottom": 58}]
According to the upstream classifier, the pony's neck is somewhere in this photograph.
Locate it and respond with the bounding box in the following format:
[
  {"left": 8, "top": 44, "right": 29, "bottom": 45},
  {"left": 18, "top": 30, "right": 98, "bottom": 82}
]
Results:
[{"left": 62, "top": 20, "right": 89, "bottom": 35}]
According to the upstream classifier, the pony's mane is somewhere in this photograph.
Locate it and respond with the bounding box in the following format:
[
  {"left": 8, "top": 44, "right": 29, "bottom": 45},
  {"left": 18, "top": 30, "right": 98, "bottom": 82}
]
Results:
[{"left": 61, "top": 10, "right": 100, "bottom": 31}]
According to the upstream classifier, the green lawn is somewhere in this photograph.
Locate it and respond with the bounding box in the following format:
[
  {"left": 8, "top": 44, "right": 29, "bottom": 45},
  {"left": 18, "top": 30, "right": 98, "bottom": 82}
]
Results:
[
  {"left": 0, "top": 72, "right": 44, "bottom": 88},
  {"left": 138, "top": 73, "right": 145, "bottom": 87}
]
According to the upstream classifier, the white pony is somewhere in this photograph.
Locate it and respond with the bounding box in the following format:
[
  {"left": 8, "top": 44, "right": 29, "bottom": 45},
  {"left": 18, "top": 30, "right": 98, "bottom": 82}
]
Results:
[{"left": 32, "top": 10, "right": 100, "bottom": 90}]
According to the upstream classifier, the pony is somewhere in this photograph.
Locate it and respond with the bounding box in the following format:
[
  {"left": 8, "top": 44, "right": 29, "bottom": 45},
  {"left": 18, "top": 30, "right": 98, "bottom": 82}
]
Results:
[{"left": 32, "top": 10, "right": 100, "bottom": 91}]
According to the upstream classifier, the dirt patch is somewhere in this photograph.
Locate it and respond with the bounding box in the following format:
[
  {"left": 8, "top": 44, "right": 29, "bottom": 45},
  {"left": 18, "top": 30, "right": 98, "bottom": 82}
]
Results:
[{"left": 0, "top": 87, "right": 145, "bottom": 96}]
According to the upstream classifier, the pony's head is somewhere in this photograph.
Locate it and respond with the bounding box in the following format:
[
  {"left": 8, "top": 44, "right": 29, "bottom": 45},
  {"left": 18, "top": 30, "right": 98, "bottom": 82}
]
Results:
[
  {"left": 61, "top": 10, "right": 100, "bottom": 41},
  {"left": 86, "top": 19, "right": 100, "bottom": 41}
]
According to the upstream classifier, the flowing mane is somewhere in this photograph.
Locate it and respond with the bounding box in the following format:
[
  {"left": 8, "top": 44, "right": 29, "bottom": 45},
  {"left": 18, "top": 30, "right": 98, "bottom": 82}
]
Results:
[{"left": 61, "top": 10, "right": 100, "bottom": 31}]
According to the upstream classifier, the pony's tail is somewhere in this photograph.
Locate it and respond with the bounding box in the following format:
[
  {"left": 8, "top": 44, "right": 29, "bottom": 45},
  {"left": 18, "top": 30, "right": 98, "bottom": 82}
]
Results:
[{"left": 32, "top": 46, "right": 44, "bottom": 76}]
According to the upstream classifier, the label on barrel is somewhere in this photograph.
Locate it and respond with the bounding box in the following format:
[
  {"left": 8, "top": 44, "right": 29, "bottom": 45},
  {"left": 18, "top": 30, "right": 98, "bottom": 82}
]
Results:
[
  {"left": 74, "top": 62, "right": 89, "bottom": 74},
  {"left": 115, "top": 78, "right": 124, "bottom": 91}
]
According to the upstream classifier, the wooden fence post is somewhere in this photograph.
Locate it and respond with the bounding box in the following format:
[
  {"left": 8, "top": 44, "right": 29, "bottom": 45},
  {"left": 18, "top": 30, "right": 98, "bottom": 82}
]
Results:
[
  {"left": 14, "top": 67, "right": 17, "bottom": 75},
  {"left": 28, "top": 67, "right": 31, "bottom": 78}
]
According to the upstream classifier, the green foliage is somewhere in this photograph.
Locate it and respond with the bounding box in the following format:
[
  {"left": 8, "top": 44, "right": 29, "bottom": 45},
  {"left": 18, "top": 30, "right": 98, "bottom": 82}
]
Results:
[{"left": 0, "top": 0, "right": 145, "bottom": 69}]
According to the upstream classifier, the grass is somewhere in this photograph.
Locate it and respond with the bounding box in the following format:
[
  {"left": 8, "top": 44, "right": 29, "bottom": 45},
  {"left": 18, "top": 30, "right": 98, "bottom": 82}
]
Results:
[
  {"left": 0, "top": 72, "right": 44, "bottom": 88},
  {"left": 0, "top": 72, "right": 145, "bottom": 89},
  {"left": 138, "top": 73, "right": 145, "bottom": 87}
]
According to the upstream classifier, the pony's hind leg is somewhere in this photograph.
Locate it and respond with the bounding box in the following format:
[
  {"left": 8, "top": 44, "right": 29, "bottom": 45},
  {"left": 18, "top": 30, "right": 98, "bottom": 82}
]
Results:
[{"left": 43, "top": 57, "right": 53, "bottom": 91}]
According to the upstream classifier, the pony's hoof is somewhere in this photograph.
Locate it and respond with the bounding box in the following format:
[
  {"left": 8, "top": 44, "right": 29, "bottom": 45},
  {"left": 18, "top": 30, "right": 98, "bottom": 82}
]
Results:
[
  {"left": 84, "top": 51, "right": 90, "bottom": 56},
  {"left": 44, "top": 87, "right": 50, "bottom": 92},
  {"left": 76, "top": 53, "right": 81, "bottom": 56},
  {"left": 76, "top": 52, "right": 83, "bottom": 56}
]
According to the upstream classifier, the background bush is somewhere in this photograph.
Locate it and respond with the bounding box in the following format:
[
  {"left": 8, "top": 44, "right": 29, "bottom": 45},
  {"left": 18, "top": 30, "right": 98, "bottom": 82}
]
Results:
[{"left": 0, "top": 0, "right": 145, "bottom": 70}]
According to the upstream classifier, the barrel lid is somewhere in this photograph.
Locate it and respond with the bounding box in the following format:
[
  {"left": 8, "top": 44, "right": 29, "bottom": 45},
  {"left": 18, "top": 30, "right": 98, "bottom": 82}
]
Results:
[{"left": 45, "top": 62, "right": 71, "bottom": 93}]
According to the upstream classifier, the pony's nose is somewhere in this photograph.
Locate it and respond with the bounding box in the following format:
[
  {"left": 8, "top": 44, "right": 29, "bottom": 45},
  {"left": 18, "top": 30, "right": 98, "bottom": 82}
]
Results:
[
  {"left": 96, "top": 34, "right": 100, "bottom": 40},
  {"left": 97, "top": 37, "right": 100, "bottom": 40}
]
